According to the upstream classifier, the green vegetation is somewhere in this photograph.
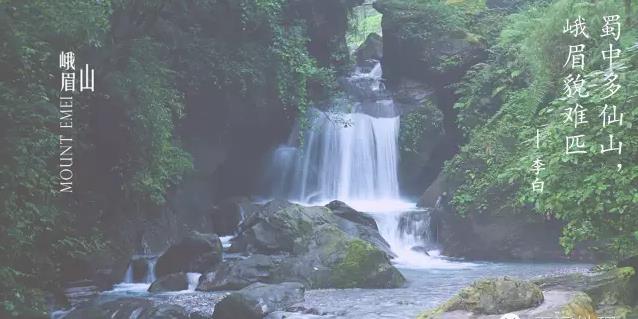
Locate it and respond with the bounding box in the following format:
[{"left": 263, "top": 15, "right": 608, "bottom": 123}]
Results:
[
  {"left": 399, "top": 101, "right": 443, "bottom": 154},
  {"left": 347, "top": 4, "right": 382, "bottom": 51},
  {"left": 0, "top": 0, "right": 341, "bottom": 317},
  {"left": 332, "top": 239, "right": 388, "bottom": 288},
  {"left": 445, "top": 0, "right": 638, "bottom": 258}
]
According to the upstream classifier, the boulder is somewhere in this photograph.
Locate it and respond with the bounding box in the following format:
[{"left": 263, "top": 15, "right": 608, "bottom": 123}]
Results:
[
  {"left": 419, "top": 277, "right": 543, "bottom": 318},
  {"left": 148, "top": 273, "right": 189, "bottom": 292},
  {"left": 229, "top": 200, "right": 333, "bottom": 255},
  {"left": 326, "top": 201, "right": 395, "bottom": 258},
  {"left": 355, "top": 33, "right": 383, "bottom": 64},
  {"left": 212, "top": 282, "right": 305, "bottom": 319},
  {"left": 197, "top": 254, "right": 282, "bottom": 291},
  {"left": 211, "top": 197, "right": 257, "bottom": 236},
  {"left": 534, "top": 267, "right": 637, "bottom": 307},
  {"left": 225, "top": 201, "right": 405, "bottom": 289},
  {"left": 325, "top": 200, "right": 378, "bottom": 229},
  {"left": 155, "top": 232, "right": 222, "bottom": 277},
  {"left": 418, "top": 290, "right": 597, "bottom": 319}
]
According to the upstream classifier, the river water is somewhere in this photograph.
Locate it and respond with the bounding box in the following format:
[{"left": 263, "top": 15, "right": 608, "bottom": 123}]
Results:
[{"left": 54, "top": 62, "right": 592, "bottom": 318}]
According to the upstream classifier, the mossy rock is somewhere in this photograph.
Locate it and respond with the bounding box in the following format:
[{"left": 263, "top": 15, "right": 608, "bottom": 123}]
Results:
[
  {"left": 534, "top": 267, "right": 637, "bottom": 307},
  {"left": 418, "top": 277, "right": 544, "bottom": 318},
  {"left": 532, "top": 292, "right": 598, "bottom": 319},
  {"left": 331, "top": 239, "right": 405, "bottom": 288}
]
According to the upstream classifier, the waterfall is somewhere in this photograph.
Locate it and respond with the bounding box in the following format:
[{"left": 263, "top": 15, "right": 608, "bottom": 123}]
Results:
[
  {"left": 263, "top": 61, "right": 472, "bottom": 269},
  {"left": 121, "top": 255, "right": 157, "bottom": 284},
  {"left": 269, "top": 112, "right": 401, "bottom": 204},
  {"left": 267, "top": 61, "right": 401, "bottom": 206}
]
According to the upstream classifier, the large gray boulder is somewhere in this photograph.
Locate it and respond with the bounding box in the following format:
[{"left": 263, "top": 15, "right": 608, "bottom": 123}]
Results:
[
  {"left": 419, "top": 277, "right": 543, "bottom": 318},
  {"left": 155, "top": 231, "right": 222, "bottom": 277},
  {"left": 212, "top": 282, "right": 305, "bottom": 319},
  {"left": 148, "top": 272, "right": 189, "bottom": 292},
  {"left": 211, "top": 201, "right": 405, "bottom": 290},
  {"left": 197, "top": 254, "right": 282, "bottom": 291}
]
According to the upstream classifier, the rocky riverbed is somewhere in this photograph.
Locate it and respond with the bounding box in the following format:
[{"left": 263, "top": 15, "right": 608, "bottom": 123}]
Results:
[{"left": 52, "top": 200, "right": 629, "bottom": 319}]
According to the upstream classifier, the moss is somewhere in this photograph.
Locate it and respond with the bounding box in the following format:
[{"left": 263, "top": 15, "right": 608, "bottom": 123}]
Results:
[
  {"left": 331, "top": 239, "right": 388, "bottom": 288},
  {"left": 561, "top": 293, "right": 598, "bottom": 319}
]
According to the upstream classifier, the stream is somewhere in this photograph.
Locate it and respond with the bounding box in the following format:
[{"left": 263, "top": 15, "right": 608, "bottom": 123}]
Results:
[{"left": 53, "top": 61, "right": 593, "bottom": 319}]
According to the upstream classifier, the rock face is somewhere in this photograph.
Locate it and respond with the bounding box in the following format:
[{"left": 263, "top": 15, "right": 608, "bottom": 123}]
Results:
[
  {"left": 155, "top": 232, "right": 222, "bottom": 277},
  {"left": 430, "top": 201, "right": 590, "bottom": 261},
  {"left": 148, "top": 273, "right": 189, "bottom": 292},
  {"left": 212, "top": 282, "right": 305, "bottom": 319},
  {"left": 355, "top": 33, "right": 383, "bottom": 64},
  {"left": 204, "top": 200, "right": 404, "bottom": 290},
  {"left": 418, "top": 170, "right": 596, "bottom": 261},
  {"left": 373, "top": 0, "right": 485, "bottom": 87}
]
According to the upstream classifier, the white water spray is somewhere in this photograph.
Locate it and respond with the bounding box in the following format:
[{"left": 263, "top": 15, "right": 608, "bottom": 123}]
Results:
[{"left": 265, "top": 62, "right": 473, "bottom": 269}]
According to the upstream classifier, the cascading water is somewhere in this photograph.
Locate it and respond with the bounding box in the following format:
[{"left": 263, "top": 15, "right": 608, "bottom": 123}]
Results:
[{"left": 264, "top": 61, "right": 471, "bottom": 269}]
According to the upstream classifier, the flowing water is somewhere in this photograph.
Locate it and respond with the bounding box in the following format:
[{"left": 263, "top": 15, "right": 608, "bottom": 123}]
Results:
[
  {"left": 257, "top": 61, "right": 592, "bottom": 317},
  {"left": 58, "top": 62, "right": 592, "bottom": 318},
  {"left": 264, "top": 61, "right": 470, "bottom": 269}
]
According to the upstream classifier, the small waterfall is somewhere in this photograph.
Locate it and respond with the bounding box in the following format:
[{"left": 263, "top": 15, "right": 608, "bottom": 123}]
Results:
[
  {"left": 266, "top": 61, "right": 400, "bottom": 205},
  {"left": 187, "top": 272, "right": 202, "bottom": 291},
  {"left": 263, "top": 61, "right": 472, "bottom": 269},
  {"left": 122, "top": 255, "right": 157, "bottom": 284},
  {"left": 123, "top": 264, "right": 134, "bottom": 283}
]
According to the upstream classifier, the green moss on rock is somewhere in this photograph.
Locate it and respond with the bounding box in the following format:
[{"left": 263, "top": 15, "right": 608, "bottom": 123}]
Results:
[
  {"left": 332, "top": 239, "right": 405, "bottom": 288},
  {"left": 418, "top": 277, "right": 544, "bottom": 318}
]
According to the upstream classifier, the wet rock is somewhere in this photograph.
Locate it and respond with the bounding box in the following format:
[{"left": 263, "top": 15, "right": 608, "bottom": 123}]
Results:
[
  {"left": 227, "top": 201, "right": 405, "bottom": 289},
  {"left": 355, "top": 33, "right": 383, "bottom": 64},
  {"left": 212, "top": 197, "right": 257, "bottom": 236},
  {"left": 197, "top": 254, "right": 282, "bottom": 291},
  {"left": 264, "top": 312, "right": 328, "bottom": 319},
  {"left": 411, "top": 246, "right": 431, "bottom": 255},
  {"left": 212, "top": 282, "right": 305, "bottom": 319},
  {"left": 149, "top": 273, "right": 189, "bottom": 292},
  {"left": 229, "top": 200, "right": 332, "bottom": 255},
  {"left": 155, "top": 232, "right": 222, "bottom": 277},
  {"left": 62, "top": 280, "right": 99, "bottom": 307},
  {"left": 419, "top": 277, "right": 543, "bottom": 317},
  {"left": 63, "top": 297, "right": 188, "bottom": 319},
  {"left": 534, "top": 267, "right": 637, "bottom": 307},
  {"left": 326, "top": 200, "right": 377, "bottom": 229},
  {"left": 326, "top": 200, "right": 395, "bottom": 258},
  {"left": 398, "top": 210, "right": 436, "bottom": 243}
]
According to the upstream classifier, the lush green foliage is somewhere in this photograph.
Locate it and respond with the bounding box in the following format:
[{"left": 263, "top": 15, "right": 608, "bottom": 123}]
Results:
[
  {"left": 0, "top": 1, "right": 112, "bottom": 316},
  {"left": 399, "top": 101, "right": 444, "bottom": 154},
  {"left": 347, "top": 4, "right": 382, "bottom": 51},
  {"left": 446, "top": 0, "right": 638, "bottom": 258},
  {"left": 0, "top": 0, "right": 335, "bottom": 316}
]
